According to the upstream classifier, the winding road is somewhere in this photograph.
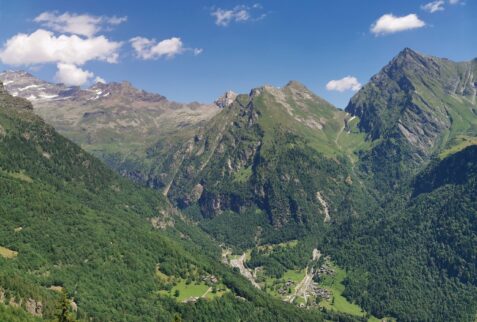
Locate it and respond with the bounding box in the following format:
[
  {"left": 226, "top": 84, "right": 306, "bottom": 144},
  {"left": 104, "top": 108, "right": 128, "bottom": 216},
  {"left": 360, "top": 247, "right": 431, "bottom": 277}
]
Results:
[{"left": 287, "top": 249, "right": 321, "bottom": 303}]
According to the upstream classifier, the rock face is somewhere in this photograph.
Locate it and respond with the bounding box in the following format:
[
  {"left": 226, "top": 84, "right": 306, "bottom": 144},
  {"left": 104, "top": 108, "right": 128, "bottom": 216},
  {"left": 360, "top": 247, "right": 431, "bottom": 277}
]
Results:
[
  {"left": 0, "top": 71, "right": 166, "bottom": 103},
  {"left": 25, "top": 298, "right": 43, "bottom": 317},
  {"left": 346, "top": 48, "right": 477, "bottom": 188},
  {"left": 0, "top": 70, "right": 73, "bottom": 101},
  {"left": 214, "top": 90, "right": 237, "bottom": 108}
]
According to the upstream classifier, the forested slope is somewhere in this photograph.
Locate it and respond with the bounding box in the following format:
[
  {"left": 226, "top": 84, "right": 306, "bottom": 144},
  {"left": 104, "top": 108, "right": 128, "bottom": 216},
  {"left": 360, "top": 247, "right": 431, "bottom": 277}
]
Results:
[{"left": 0, "top": 83, "right": 339, "bottom": 321}]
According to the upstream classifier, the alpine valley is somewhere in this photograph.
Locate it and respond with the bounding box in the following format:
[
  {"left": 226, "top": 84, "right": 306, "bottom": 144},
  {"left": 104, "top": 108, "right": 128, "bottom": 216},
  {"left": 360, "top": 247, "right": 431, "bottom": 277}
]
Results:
[{"left": 1, "top": 48, "right": 477, "bottom": 322}]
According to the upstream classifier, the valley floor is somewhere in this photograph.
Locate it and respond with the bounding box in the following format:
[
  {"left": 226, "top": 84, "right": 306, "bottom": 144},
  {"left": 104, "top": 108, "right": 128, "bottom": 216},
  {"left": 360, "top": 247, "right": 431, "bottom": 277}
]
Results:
[{"left": 221, "top": 243, "right": 386, "bottom": 321}]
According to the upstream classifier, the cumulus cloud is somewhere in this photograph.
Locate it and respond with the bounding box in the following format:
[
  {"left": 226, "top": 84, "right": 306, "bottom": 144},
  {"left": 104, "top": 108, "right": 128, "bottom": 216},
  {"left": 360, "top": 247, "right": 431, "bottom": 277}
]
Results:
[
  {"left": 371, "top": 13, "right": 425, "bottom": 35},
  {"left": 34, "top": 11, "right": 127, "bottom": 37},
  {"left": 0, "top": 28, "right": 121, "bottom": 86},
  {"left": 0, "top": 11, "right": 201, "bottom": 85},
  {"left": 95, "top": 76, "right": 106, "bottom": 84},
  {"left": 422, "top": 0, "right": 445, "bottom": 13},
  {"left": 211, "top": 4, "right": 266, "bottom": 26},
  {"left": 0, "top": 29, "right": 121, "bottom": 66},
  {"left": 326, "top": 76, "right": 362, "bottom": 92},
  {"left": 130, "top": 36, "right": 184, "bottom": 60},
  {"left": 55, "top": 63, "right": 94, "bottom": 86}
]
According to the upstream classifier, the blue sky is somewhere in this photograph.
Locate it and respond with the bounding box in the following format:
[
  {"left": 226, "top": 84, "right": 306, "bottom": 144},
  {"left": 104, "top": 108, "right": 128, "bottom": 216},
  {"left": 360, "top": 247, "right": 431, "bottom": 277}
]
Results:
[{"left": 0, "top": 0, "right": 475, "bottom": 107}]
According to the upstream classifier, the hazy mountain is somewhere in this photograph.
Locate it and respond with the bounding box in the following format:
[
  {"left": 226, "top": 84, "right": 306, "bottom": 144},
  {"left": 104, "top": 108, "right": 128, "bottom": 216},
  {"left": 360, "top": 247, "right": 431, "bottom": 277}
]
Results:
[{"left": 0, "top": 71, "right": 221, "bottom": 188}]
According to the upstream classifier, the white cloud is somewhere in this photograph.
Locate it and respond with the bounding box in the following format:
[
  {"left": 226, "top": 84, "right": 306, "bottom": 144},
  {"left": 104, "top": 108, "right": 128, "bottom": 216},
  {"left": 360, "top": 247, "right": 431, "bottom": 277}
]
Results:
[
  {"left": 130, "top": 36, "right": 184, "bottom": 60},
  {"left": 326, "top": 76, "right": 362, "bottom": 92},
  {"left": 422, "top": 1, "right": 445, "bottom": 13},
  {"left": 107, "top": 16, "right": 128, "bottom": 25},
  {"left": 0, "top": 29, "right": 121, "bottom": 65},
  {"left": 211, "top": 5, "right": 265, "bottom": 26},
  {"left": 94, "top": 76, "right": 106, "bottom": 84},
  {"left": 1, "top": 11, "right": 201, "bottom": 86},
  {"left": 449, "top": 0, "right": 460, "bottom": 4},
  {"left": 34, "top": 11, "right": 127, "bottom": 37},
  {"left": 55, "top": 63, "right": 94, "bottom": 86},
  {"left": 371, "top": 14, "right": 425, "bottom": 35}
]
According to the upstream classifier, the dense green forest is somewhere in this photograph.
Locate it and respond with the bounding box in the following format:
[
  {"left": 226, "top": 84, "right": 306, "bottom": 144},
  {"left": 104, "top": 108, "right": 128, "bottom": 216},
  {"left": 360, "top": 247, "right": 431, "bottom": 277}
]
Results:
[
  {"left": 324, "top": 147, "right": 477, "bottom": 321},
  {"left": 0, "top": 86, "right": 347, "bottom": 321}
]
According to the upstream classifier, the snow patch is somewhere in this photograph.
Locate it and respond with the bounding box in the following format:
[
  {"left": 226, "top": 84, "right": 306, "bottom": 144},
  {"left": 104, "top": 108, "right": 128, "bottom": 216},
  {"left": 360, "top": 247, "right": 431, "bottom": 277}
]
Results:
[
  {"left": 18, "top": 84, "right": 40, "bottom": 91},
  {"left": 39, "top": 93, "right": 58, "bottom": 99}
]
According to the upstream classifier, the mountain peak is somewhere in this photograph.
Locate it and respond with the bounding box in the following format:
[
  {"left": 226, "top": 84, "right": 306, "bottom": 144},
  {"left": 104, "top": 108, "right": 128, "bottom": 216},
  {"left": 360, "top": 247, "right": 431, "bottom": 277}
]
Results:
[
  {"left": 88, "top": 81, "right": 166, "bottom": 102},
  {"left": 399, "top": 47, "right": 419, "bottom": 56},
  {"left": 0, "top": 70, "right": 72, "bottom": 102},
  {"left": 284, "top": 80, "right": 307, "bottom": 90},
  {"left": 0, "top": 70, "right": 41, "bottom": 83},
  {"left": 387, "top": 47, "right": 430, "bottom": 70}
]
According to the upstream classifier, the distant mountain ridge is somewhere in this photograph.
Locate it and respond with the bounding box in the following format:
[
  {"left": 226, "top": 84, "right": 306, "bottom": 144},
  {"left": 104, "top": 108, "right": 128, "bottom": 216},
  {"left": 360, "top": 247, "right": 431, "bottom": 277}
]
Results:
[
  {"left": 0, "top": 70, "right": 224, "bottom": 189},
  {"left": 0, "top": 70, "right": 168, "bottom": 102}
]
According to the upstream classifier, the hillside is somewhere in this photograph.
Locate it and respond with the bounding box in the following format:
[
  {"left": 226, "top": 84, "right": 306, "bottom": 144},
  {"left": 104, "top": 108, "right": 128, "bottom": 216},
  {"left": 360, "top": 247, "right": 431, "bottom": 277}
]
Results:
[
  {"left": 154, "top": 81, "right": 373, "bottom": 248},
  {"left": 324, "top": 49, "right": 477, "bottom": 321},
  {"left": 0, "top": 82, "right": 339, "bottom": 321},
  {"left": 326, "top": 145, "right": 477, "bottom": 321}
]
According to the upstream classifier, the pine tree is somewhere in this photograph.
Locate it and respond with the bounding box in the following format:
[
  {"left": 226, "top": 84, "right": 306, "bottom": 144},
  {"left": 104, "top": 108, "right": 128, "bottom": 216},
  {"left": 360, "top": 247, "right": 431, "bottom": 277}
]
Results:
[{"left": 56, "top": 290, "right": 76, "bottom": 322}]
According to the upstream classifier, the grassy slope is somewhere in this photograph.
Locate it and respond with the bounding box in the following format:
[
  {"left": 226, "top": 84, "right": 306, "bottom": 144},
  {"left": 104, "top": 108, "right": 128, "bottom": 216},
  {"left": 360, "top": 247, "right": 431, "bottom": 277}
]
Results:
[
  {"left": 254, "top": 83, "right": 368, "bottom": 158},
  {"left": 319, "top": 263, "right": 365, "bottom": 317}
]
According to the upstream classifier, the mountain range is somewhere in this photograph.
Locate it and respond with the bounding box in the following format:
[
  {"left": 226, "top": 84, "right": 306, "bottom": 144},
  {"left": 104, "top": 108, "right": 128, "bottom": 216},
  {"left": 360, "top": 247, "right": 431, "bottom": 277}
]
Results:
[
  {"left": 1, "top": 48, "right": 476, "bottom": 321},
  {"left": 0, "top": 70, "right": 221, "bottom": 188}
]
